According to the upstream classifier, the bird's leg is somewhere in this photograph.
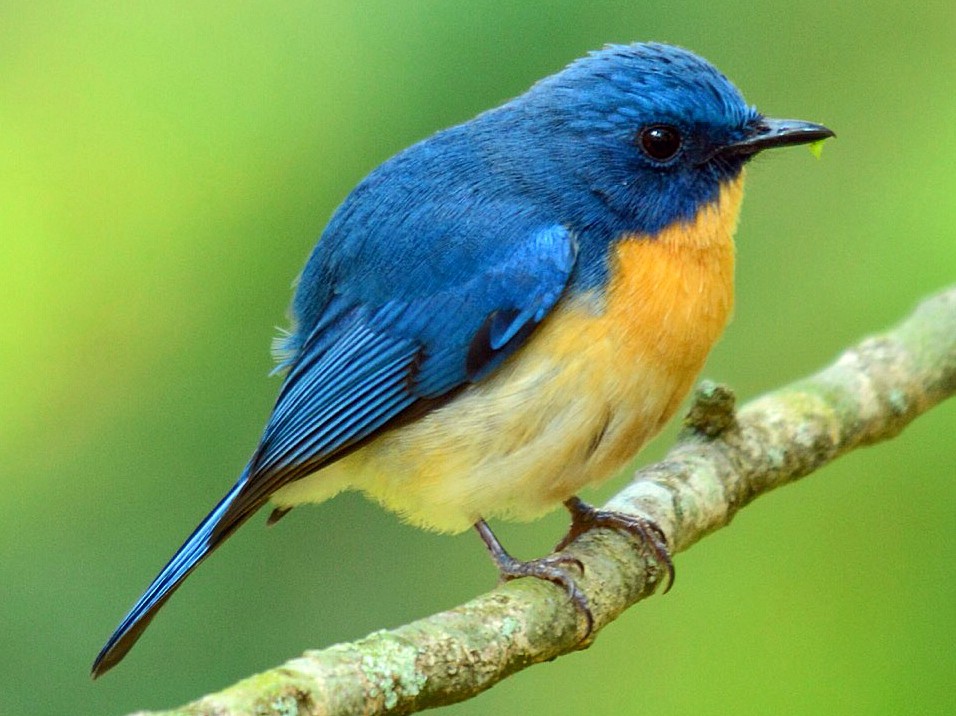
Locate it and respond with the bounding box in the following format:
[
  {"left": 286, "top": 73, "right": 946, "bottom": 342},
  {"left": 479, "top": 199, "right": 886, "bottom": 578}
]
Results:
[
  {"left": 474, "top": 519, "right": 593, "bottom": 635},
  {"left": 555, "top": 496, "right": 675, "bottom": 592}
]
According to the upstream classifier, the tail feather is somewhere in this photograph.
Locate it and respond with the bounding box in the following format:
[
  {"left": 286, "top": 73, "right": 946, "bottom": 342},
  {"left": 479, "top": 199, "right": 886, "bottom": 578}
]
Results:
[{"left": 91, "top": 469, "right": 255, "bottom": 678}]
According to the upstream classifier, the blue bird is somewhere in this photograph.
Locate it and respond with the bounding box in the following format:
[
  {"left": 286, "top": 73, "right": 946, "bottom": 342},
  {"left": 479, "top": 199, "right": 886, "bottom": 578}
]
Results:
[{"left": 92, "top": 42, "right": 832, "bottom": 676}]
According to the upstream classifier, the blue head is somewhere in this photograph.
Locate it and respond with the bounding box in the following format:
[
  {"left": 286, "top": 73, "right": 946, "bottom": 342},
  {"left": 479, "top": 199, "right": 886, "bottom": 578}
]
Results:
[
  {"left": 518, "top": 44, "right": 755, "bottom": 229},
  {"left": 445, "top": 43, "right": 824, "bottom": 244}
]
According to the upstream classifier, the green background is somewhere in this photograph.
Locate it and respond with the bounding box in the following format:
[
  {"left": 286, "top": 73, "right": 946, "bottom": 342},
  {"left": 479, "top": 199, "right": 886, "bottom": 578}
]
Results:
[{"left": 2, "top": 2, "right": 954, "bottom": 714}]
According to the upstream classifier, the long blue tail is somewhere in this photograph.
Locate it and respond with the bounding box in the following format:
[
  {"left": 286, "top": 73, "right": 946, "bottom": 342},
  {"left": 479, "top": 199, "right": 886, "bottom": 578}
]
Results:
[{"left": 91, "top": 470, "right": 253, "bottom": 677}]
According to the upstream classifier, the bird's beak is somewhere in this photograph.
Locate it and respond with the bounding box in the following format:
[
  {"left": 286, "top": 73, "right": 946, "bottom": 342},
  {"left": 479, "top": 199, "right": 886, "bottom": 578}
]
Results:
[{"left": 720, "top": 117, "right": 835, "bottom": 156}]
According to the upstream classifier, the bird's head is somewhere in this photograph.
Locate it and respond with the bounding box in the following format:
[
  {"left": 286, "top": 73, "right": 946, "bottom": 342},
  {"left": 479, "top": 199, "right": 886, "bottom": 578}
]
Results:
[{"left": 505, "top": 42, "right": 833, "bottom": 235}]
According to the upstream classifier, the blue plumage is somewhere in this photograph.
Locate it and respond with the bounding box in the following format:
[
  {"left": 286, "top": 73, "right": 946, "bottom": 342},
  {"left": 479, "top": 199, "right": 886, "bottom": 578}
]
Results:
[
  {"left": 93, "top": 472, "right": 250, "bottom": 669},
  {"left": 93, "top": 42, "right": 831, "bottom": 677}
]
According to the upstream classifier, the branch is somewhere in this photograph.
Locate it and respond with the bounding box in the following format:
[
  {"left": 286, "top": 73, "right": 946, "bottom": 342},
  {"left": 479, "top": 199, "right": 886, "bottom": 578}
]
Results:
[{"left": 131, "top": 286, "right": 956, "bottom": 716}]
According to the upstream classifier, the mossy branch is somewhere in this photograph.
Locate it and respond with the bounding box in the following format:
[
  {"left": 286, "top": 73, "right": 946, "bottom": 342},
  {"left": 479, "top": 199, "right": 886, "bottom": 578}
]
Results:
[{"left": 130, "top": 286, "right": 956, "bottom": 716}]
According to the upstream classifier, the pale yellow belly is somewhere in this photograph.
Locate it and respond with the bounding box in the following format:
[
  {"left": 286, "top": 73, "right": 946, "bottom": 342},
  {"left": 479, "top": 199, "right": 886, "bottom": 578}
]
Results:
[
  {"left": 271, "top": 325, "right": 672, "bottom": 530},
  {"left": 271, "top": 177, "right": 742, "bottom": 533}
]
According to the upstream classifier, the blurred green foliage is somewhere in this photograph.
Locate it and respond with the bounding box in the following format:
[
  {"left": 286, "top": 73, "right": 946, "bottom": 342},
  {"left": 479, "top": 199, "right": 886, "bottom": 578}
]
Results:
[{"left": 2, "top": 2, "right": 954, "bottom": 714}]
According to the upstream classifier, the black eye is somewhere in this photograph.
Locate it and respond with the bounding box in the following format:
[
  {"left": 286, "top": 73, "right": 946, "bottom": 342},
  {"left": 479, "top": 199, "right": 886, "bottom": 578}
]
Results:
[{"left": 638, "top": 124, "right": 682, "bottom": 162}]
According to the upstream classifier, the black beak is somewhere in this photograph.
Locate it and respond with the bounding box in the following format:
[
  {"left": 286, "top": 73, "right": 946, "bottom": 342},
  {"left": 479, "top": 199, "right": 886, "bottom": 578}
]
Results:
[{"left": 720, "top": 117, "right": 835, "bottom": 157}]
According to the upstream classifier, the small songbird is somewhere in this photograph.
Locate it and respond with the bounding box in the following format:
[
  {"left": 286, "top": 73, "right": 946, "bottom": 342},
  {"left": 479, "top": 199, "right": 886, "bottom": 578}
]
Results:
[{"left": 92, "top": 42, "right": 832, "bottom": 676}]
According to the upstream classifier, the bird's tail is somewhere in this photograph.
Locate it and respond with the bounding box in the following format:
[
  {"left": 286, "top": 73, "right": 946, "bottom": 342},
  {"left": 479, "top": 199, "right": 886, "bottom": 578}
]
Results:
[{"left": 91, "top": 467, "right": 255, "bottom": 678}]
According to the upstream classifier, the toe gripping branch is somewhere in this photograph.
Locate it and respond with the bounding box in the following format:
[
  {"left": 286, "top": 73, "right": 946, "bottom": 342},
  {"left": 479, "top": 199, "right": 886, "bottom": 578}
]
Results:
[
  {"left": 475, "top": 498, "right": 674, "bottom": 639},
  {"left": 558, "top": 496, "right": 675, "bottom": 593}
]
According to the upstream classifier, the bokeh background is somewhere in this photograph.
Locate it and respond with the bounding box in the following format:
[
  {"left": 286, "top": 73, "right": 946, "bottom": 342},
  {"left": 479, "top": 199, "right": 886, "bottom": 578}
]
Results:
[{"left": 2, "top": 2, "right": 954, "bottom": 714}]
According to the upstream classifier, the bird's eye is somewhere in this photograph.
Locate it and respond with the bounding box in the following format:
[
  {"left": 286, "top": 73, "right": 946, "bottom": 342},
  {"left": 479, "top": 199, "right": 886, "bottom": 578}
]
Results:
[{"left": 638, "top": 124, "right": 682, "bottom": 162}]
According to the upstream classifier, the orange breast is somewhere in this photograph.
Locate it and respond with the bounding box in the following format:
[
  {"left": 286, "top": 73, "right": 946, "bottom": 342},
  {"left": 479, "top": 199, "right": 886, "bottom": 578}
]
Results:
[
  {"left": 527, "top": 174, "right": 741, "bottom": 478},
  {"left": 603, "top": 174, "right": 741, "bottom": 381}
]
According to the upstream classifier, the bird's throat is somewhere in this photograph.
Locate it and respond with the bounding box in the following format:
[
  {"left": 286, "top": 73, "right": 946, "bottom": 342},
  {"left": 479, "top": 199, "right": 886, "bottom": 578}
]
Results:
[{"left": 606, "top": 175, "right": 742, "bottom": 372}]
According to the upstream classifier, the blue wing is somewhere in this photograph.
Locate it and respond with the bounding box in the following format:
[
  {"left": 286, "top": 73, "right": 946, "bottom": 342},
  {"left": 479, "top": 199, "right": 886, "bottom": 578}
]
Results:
[{"left": 92, "top": 217, "right": 576, "bottom": 676}]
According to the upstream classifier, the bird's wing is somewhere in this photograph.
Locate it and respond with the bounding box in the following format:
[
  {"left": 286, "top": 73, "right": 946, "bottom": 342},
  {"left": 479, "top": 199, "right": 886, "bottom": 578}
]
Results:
[
  {"left": 92, "top": 222, "right": 576, "bottom": 676},
  {"left": 223, "top": 221, "right": 578, "bottom": 528}
]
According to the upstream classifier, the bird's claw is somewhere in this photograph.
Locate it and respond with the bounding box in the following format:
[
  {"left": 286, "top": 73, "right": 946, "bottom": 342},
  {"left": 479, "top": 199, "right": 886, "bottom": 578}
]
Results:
[
  {"left": 557, "top": 496, "right": 675, "bottom": 593},
  {"left": 475, "top": 519, "right": 594, "bottom": 637},
  {"left": 495, "top": 551, "right": 594, "bottom": 637}
]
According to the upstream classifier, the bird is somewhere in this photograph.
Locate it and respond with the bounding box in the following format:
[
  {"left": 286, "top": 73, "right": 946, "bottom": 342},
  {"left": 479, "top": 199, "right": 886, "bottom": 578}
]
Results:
[{"left": 92, "top": 41, "right": 833, "bottom": 677}]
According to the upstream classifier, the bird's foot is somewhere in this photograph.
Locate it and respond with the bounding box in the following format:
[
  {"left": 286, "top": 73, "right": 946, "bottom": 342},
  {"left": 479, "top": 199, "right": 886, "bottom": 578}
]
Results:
[
  {"left": 556, "top": 496, "right": 675, "bottom": 593},
  {"left": 474, "top": 519, "right": 593, "bottom": 636}
]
